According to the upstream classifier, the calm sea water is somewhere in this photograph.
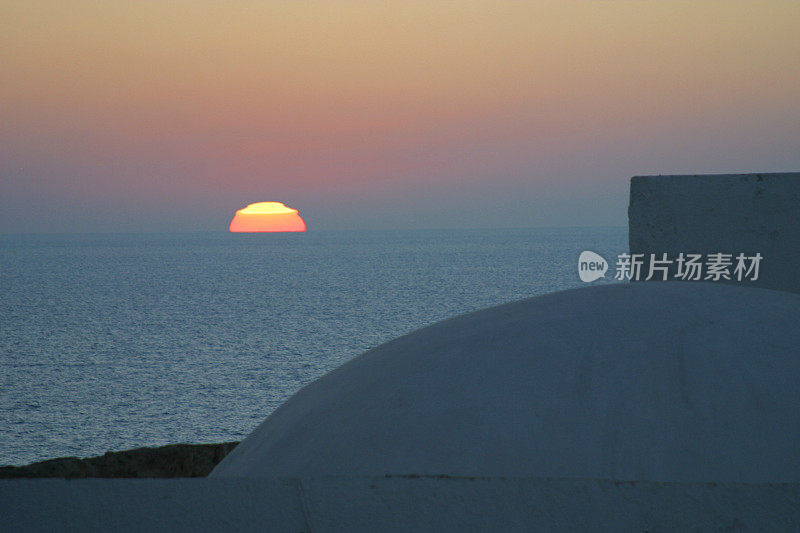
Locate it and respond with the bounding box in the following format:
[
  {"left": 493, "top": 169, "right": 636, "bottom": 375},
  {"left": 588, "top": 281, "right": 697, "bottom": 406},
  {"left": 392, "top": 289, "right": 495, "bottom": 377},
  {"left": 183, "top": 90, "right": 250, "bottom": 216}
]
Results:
[{"left": 0, "top": 228, "right": 625, "bottom": 466}]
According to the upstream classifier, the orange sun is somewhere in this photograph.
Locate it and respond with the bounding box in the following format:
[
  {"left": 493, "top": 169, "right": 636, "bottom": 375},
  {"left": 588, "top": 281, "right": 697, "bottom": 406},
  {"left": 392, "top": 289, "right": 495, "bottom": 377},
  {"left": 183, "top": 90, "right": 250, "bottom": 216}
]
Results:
[{"left": 229, "top": 202, "right": 307, "bottom": 232}]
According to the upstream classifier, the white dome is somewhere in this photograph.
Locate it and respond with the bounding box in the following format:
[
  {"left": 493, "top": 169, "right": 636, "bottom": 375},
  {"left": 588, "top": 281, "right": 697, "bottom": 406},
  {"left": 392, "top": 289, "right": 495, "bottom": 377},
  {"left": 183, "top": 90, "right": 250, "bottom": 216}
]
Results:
[{"left": 212, "top": 283, "right": 800, "bottom": 482}]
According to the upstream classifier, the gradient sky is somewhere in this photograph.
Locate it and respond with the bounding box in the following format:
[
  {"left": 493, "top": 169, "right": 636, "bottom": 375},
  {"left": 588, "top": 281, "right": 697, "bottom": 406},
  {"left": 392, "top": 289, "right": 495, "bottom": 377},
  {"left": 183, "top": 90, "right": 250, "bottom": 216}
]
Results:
[{"left": 2, "top": 1, "right": 799, "bottom": 233}]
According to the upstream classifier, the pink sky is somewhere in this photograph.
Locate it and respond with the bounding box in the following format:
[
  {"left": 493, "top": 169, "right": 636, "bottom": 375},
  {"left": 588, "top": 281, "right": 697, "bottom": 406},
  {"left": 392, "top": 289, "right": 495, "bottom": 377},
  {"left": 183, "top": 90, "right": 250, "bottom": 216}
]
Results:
[{"left": 2, "top": 1, "right": 799, "bottom": 233}]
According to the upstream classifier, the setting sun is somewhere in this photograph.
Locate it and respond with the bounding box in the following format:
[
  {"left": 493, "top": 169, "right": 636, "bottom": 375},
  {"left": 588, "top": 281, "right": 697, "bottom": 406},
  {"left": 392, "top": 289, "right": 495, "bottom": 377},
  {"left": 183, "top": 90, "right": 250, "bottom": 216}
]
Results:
[{"left": 229, "top": 202, "right": 307, "bottom": 232}]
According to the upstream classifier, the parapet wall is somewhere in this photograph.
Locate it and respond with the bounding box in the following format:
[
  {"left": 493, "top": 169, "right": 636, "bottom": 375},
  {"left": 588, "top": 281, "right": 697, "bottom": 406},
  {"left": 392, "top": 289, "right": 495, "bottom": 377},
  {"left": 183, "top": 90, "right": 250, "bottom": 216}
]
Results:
[
  {"left": 2, "top": 477, "right": 798, "bottom": 530},
  {"left": 628, "top": 173, "right": 800, "bottom": 293}
]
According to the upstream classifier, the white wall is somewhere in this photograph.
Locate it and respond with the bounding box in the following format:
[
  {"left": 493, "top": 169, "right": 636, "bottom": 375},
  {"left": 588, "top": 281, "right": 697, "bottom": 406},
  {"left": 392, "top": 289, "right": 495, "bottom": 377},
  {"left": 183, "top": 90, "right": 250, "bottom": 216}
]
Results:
[
  {"left": 628, "top": 173, "right": 800, "bottom": 292},
  {"left": 2, "top": 477, "right": 799, "bottom": 531}
]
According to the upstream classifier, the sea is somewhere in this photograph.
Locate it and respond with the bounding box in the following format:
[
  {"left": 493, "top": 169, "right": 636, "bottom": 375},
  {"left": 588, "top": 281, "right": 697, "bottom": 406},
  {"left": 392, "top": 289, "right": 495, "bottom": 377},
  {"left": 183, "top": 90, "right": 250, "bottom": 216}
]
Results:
[{"left": 0, "top": 227, "right": 626, "bottom": 466}]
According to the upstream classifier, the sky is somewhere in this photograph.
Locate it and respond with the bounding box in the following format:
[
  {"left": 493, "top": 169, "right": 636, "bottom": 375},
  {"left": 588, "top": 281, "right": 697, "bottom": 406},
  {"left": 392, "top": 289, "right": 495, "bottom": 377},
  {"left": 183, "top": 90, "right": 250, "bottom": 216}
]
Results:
[{"left": 2, "top": 1, "right": 799, "bottom": 233}]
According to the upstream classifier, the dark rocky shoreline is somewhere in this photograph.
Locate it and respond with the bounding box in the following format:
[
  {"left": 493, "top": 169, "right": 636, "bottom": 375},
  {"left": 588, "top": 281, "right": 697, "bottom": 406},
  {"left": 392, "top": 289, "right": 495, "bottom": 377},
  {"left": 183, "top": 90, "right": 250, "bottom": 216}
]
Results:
[{"left": 0, "top": 442, "right": 239, "bottom": 478}]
